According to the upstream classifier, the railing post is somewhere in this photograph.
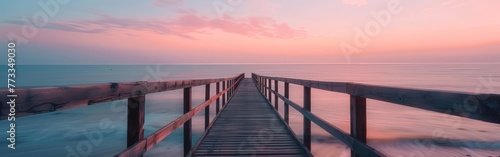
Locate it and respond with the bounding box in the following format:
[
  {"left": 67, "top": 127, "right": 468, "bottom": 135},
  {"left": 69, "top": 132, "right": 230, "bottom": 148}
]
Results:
[
  {"left": 258, "top": 77, "right": 261, "bottom": 92},
  {"left": 127, "top": 95, "right": 145, "bottom": 153},
  {"left": 227, "top": 80, "right": 233, "bottom": 98},
  {"left": 216, "top": 82, "right": 220, "bottom": 114},
  {"left": 264, "top": 78, "right": 267, "bottom": 97},
  {"left": 303, "top": 86, "right": 311, "bottom": 150},
  {"left": 226, "top": 80, "right": 230, "bottom": 99},
  {"left": 262, "top": 78, "right": 265, "bottom": 94},
  {"left": 284, "top": 82, "right": 289, "bottom": 124},
  {"left": 274, "top": 80, "right": 278, "bottom": 110},
  {"left": 261, "top": 78, "right": 264, "bottom": 93},
  {"left": 350, "top": 95, "right": 367, "bottom": 157},
  {"left": 222, "top": 81, "right": 226, "bottom": 106},
  {"left": 268, "top": 79, "right": 272, "bottom": 102},
  {"left": 260, "top": 77, "right": 263, "bottom": 93},
  {"left": 227, "top": 81, "right": 230, "bottom": 100},
  {"left": 205, "top": 84, "right": 210, "bottom": 130},
  {"left": 184, "top": 87, "right": 192, "bottom": 156}
]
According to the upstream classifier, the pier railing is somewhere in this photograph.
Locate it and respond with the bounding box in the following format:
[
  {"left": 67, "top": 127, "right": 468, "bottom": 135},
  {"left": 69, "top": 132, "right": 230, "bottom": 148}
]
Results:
[
  {"left": 252, "top": 73, "right": 500, "bottom": 157},
  {"left": 0, "top": 73, "right": 245, "bottom": 157}
]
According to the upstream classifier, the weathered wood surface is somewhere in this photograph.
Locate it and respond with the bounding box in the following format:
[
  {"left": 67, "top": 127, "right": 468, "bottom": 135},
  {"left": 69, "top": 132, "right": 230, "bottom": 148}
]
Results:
[
  {"left": 183, "top": 87, "right": 192, "bottom": 157},
  {"left": 127, "top": 96, "right": 145, "bottom": 149},
  {"left": 0, "top": 74, "right": 244, "bottom": 119},
  {"left": 303, "top": 87, "right": 311, "bottom": 150},
  {"left": 114, "top": 75, "right": 244, "bottom": 157},
  {"left": 262, "top": 84, "right": 385, "bottom": 157},
  {"left": 350, "top": 96, "right": 367, "bottom": 157},
  {"left": 189, "top": 79, "right": 312, "bottom": 157},
  {"left": 253, "top": 74, "right": 500, "bottom": 124}
]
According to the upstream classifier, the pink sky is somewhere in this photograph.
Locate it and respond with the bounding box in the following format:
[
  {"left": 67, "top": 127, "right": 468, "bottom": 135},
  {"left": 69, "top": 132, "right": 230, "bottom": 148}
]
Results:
[{"left": 1, "top": 0, "right": 499, "bottom": 64}]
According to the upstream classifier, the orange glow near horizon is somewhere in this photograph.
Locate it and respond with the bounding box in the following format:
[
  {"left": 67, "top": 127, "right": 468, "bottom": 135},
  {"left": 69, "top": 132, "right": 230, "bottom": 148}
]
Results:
[{"left": 1, "top": 0, "right": 499, "bottom": 64}]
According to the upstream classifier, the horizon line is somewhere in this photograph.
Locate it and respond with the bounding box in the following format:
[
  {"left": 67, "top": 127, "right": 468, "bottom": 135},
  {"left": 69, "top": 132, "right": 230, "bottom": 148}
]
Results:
[{"left": 13, "top": 62, "right": 500, "bottom": 65}]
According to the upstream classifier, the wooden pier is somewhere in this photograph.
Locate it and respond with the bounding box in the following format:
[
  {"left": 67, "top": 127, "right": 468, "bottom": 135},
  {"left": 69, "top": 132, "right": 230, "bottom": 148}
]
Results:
[
  {"left": 1, "top": 73, "right": 499, "bottom": 157},
  {"left": 189, "top": 78, "right": 311, "bottom": 156}
]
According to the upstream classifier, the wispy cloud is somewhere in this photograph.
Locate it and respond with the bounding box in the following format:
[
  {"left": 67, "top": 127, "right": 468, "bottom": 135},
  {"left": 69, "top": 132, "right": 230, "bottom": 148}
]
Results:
[
  {"left": 341, "top": 0, "right": 368, "bottom": 6},
  {"left": 6, "top": 11, "right": 306, "bottom": 40},
  {"left": 151, "top": 0, "right": 184, "bottom": 7}
]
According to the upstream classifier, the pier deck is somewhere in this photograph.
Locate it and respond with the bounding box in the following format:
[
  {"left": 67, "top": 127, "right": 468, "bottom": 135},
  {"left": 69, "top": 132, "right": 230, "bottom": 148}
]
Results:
[{"left": 190, "top": 78, "right": 311, "bottom": 157}]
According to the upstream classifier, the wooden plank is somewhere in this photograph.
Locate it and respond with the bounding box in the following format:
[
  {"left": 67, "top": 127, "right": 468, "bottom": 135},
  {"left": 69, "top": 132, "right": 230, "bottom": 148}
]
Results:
[
  {"left": 0, "top": 74, "right": 244, "bottom": 119},
  {"left": 256, "top": 74, "right": 348, "bottom": 93},
  {"left": 253, "top": 73, "right": 500, "bottom": 124},
  {"left": 190, "top": 79, "right": 312, "bottom": 157},
  {"left": 262, "top": 84, "right": 385, "bottom": 157}
]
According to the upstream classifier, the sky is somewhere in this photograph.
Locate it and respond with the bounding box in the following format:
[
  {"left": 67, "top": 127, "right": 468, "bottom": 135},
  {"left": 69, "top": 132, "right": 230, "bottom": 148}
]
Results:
[{"left": 1, "top": 0, "right": 499, "bottom": 64}]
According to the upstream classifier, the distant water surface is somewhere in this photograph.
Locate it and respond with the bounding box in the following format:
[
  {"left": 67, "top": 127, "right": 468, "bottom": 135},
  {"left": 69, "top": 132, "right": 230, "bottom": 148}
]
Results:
[{"left": 1, "top": 64, "right": 500, "bottom": 157}]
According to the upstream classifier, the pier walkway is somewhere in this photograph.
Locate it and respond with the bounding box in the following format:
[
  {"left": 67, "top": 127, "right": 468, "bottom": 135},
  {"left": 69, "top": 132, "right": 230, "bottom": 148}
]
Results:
[{"left": 189, "top": 79, "right": 311, "bottom": 156}]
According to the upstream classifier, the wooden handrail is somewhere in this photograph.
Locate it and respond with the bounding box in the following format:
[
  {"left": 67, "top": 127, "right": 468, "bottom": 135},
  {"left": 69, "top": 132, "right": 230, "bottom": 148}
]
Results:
[
  {"left": 121, "top": 74, "right": 244, "bottom": 157},
  {"left": 0, "top": 73, "right": 244, "bottom": 157},
  {"left": 264, "top": 85, "right": 385, "bottom": 156},
  {"left": 252, "top": 74, "right": 500, "bottom": 124},
  {"left": 252, "top": 73, "right": 500, "bottom": 157},
  {"left": 115, "top": 74, "right": 244, "bottom": 157},
  {"left": 0, "top": 76, "right": 242, "bottom": 119}
]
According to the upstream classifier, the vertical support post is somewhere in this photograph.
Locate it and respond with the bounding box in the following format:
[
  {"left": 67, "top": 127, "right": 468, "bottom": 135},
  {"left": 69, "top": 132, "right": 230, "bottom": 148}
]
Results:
[
  {"left": 183, "top": 87, "right": 192, "bottom": 157},
  {"left": 264, "top": 78, "right": 267, "bottom": 97},
  {"left": 274, "top": 80, "right": 278, "bottom": 110},
  {"left": 303, "top": 86, "right": 311, "bottom": 150},
  {"left": 216, "top": 82, "right": 220, "bottom": 114},
  {"left": 350, "top": 95, "right": 367, "bottom": 157},
  {"left": 230, "top": 80, "right": 233, "bottom": 95},
  {"left": 284, "top": 82, "right": 289, "bottom": 124},
  {"left": 228, "top": 80, "right": 231, "bottom": 98},
  {"left": 268, "top": 79, "right": 272, "bottom": 102},
  {"left": 260, "top": 77, "right": 263, "bottom": 93},
  {"left": 262, "top": 78, "right": 265, "bottom": 94},
  {"left": 127, "top": 96, "right": 145, "bottom": 150},
  {"left": 259, "top": 77, "right": 264, "bottom": 93},
  {"left": 226, "top": 81, "right": 230, "bottom": 100},
  {"left": 259, "top": 77, "right": 261, "bottom": 92},
  {"left": 256, "top": 76, "right": 259, "bottom": 89},
  {"left": 205, "top": 84, "right": 210, "bottom": 130},
  {"left": 222, "top": 81, "right": 226, "bottom": 106}
]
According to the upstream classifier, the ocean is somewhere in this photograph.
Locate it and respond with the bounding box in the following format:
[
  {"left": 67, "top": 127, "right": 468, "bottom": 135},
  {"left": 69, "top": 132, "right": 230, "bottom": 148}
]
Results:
[{"left": 1, "top": 64, "right": 500, "bottom": 156}]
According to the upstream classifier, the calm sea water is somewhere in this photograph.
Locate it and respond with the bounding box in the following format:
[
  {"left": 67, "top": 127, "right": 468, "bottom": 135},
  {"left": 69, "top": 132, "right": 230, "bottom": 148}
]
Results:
[{"left": 1, "top": 64, "right": 500, "bottom": 156}]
